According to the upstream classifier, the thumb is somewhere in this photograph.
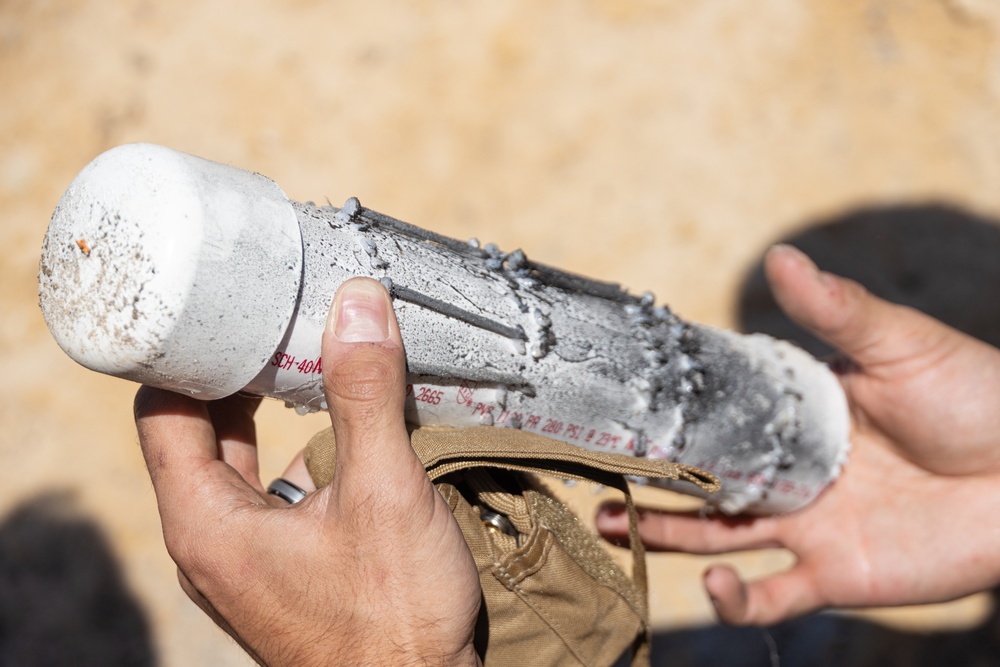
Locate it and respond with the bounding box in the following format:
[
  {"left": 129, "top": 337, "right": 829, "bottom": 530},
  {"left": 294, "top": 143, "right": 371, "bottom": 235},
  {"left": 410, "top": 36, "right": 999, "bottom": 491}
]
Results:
[
  {"left": 703, "top": 564, "right": 823, "bottom": 626},
  {"left": 322, "top": 277, "right": 419, "bottom": 492},
  {"left": 764, "top": 244, "right": 955, "bottom": 370}
]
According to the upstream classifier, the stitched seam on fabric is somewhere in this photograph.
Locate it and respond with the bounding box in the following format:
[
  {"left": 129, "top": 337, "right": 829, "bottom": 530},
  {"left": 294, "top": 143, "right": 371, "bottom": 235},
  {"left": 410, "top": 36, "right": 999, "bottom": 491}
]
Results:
[
  {"left": 529, "top": 489, "right": 646, "bottom": 617},
  {"left": 503, "top": 530, "right": 553, "bottom": 585},
  {"left": 414, "top": 427, "right": 719, "bottom": 487},
  {"left": 491, "top": 527, "right": 551, "bottom": 588},
  {"left": 438, "top": 484, "right": 459, "bottom": 508}
]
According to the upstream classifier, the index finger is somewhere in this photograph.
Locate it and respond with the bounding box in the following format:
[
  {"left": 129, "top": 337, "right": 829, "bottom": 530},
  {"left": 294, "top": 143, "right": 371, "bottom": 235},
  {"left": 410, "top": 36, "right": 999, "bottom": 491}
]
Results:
[
  {"left": 596, "top": 502, "right": 783, "bottom": 554},
  {"left": 134, "top": 386, "right": 263, "bottom": 527}
]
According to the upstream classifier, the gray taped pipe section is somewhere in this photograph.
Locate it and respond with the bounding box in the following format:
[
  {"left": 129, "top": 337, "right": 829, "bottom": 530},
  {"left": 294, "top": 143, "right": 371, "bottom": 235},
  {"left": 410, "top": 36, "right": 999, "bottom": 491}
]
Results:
[{"left": 244, "top": 198, "right": 850, "bottom": 515}]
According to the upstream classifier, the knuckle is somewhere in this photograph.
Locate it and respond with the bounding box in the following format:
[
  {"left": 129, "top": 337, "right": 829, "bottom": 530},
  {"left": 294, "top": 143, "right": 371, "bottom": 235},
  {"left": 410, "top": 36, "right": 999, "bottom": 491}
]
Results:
[
  {"left": 163, "top": 524, "right": 236, "bottom": 597},
  {"left": 325, "top": 352, "right": 403, "bottom": 407},
  {"left": 132, "top": 386, "right": 155, "bottom": 423},
  {"left": 175, "top": 568, "right": 210, "bottom": 609},
  {"left": 160, "top": 509, "right": 226, "bottom": 579},
  {"left": 162, "top": 514, "right": 211, "bottom": 569},
  {"left": 337, "top": 472, "right": 437, "bottom": 536},
  {"left": 163, "top": 528, "right": 205, "bottom": 577}
]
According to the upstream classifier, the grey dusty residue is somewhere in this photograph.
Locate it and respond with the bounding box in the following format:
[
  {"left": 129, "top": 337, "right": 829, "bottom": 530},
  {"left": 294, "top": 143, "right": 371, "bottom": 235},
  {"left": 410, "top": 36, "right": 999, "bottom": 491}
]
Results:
[
  {"left": 38, "top": 199, "right": 168, "bottom": 375},
  {"left": 272, "top": 197, "right": 849, "bottom": 514}
]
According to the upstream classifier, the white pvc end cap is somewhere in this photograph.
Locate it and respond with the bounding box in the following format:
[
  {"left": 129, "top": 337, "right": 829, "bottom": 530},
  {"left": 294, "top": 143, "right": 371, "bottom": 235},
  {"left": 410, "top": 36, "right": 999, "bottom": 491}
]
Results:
[{"left": 39, "top": 143, "right": 303, "bottom": 399}]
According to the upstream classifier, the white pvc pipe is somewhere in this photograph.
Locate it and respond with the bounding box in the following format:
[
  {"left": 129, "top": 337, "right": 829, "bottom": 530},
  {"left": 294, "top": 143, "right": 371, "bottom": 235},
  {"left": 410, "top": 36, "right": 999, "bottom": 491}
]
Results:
[{"left": 39, "top": 144, "right": 850, "bottom": 514}]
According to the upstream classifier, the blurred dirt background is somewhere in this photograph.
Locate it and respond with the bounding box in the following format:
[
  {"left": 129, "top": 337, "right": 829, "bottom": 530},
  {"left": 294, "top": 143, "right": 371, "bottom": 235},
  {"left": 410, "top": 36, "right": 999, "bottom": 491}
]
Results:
[{"left": 4, "top": 0, "right": 1000, "bottom": 665}]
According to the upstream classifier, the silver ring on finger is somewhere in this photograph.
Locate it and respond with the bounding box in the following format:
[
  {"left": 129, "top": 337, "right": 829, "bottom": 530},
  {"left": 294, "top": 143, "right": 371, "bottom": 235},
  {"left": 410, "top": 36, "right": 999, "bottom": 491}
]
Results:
[{"left": 267, "top": 478, "right": 308, "bottom": 505}]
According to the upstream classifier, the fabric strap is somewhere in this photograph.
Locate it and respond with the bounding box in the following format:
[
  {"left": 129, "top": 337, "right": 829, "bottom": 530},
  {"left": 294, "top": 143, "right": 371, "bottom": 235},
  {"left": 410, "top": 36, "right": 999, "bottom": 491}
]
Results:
[{"left": 304, "top": 425, "right": 719, "bottom": 667}]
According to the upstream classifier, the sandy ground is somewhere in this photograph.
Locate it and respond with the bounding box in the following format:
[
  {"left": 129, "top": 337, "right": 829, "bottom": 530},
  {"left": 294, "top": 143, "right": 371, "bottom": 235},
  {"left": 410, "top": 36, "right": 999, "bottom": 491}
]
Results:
[{"left": 4, "top": 1, "right": 1000, "bottom": 664}]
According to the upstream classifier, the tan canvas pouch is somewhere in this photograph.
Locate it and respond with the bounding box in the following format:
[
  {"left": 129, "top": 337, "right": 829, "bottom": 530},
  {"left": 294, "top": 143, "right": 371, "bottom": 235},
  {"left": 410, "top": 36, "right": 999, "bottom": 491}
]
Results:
[{"left": 305, "top": 426, "right": 719, "bottom": 667}]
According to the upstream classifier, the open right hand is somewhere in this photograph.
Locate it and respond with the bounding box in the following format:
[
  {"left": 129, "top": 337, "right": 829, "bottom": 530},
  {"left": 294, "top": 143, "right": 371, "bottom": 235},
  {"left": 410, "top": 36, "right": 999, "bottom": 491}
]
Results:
[{"left": 597, "top": 245, "right": 1000, "bottom": 625}]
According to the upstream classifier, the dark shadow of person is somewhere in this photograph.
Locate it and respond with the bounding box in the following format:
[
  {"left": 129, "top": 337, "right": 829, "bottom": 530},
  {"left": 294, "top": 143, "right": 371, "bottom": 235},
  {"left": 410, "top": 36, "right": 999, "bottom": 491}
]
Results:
[
  {"left": 0, "top": 492, "right": 156, "bottom": 667},
  {"left": 625, "top": 202, "right": 1000, "bottom": 666},
  {"left": 644, "top": 605, "right": 1000, "bottom": 667},
  {"left": 737, "top": 202, "right": 1000, "bottom": 356}
]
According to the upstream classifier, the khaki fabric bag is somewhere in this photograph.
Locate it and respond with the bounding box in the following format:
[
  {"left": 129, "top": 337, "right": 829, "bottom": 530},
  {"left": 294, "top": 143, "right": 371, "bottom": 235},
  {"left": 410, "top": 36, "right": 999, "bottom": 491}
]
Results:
[{"left": 305, "top": 426, "right": 719, "bottom": 667}]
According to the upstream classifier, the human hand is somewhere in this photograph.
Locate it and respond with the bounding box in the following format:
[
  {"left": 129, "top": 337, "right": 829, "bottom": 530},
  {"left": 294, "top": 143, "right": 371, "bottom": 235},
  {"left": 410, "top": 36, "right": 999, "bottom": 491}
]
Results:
[
  {"left": 134, "top": 277, "right": 482, "bottom": 666},
  {"left": 596, "top": 244, "right": 1000, "bottom": 625}
]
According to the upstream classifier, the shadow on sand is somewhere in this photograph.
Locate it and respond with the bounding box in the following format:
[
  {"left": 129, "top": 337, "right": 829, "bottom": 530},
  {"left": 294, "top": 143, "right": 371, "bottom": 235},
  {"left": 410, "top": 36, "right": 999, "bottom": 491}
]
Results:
[{"left": 0, "top": 492, "right": 155, "bottom": 667}]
